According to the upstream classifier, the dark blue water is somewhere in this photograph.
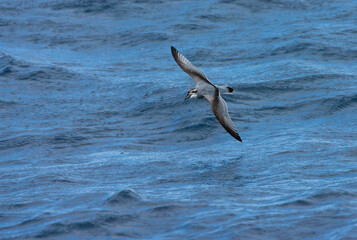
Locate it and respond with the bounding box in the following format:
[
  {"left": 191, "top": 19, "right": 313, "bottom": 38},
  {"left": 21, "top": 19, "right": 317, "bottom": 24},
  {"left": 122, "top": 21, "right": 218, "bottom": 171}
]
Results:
[{"left": 1, "top": 0, "right": 356, "bottom": 239}]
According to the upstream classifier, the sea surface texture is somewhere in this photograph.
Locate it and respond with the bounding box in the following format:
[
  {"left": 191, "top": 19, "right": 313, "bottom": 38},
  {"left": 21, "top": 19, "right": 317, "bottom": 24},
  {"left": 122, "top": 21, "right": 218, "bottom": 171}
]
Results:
[{"left": 1, "top": 0, "right": 356, "bottom": 239}]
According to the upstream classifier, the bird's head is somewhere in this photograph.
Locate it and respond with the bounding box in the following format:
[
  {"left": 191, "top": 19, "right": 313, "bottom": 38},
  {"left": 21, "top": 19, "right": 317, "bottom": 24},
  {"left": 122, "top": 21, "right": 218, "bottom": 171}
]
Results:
[{"left": 185, "top": 87, "right": 198, "bottom": 100}]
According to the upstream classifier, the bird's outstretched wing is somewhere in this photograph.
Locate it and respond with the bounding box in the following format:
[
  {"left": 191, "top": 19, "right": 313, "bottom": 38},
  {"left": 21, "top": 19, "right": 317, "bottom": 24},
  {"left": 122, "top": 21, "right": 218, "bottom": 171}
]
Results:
[
  {"left": 207, "top": 89, "right": 242, "bottom": 142},
  {"left": 171, "top": 46, "right": 215, "bottom": 87}
]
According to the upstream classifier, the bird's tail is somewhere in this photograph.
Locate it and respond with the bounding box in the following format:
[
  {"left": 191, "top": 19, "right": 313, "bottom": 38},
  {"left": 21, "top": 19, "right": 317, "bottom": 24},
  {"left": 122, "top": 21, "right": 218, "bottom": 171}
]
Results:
[{"left": 217, "top": 85, "right": 234, "bottom": 94}]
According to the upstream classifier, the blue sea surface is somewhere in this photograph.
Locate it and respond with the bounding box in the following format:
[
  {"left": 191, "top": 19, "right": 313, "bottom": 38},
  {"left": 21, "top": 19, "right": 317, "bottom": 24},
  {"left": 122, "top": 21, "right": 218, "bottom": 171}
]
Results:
[{"left": 1, "top": 0, "right": 356, "bottom": 239}]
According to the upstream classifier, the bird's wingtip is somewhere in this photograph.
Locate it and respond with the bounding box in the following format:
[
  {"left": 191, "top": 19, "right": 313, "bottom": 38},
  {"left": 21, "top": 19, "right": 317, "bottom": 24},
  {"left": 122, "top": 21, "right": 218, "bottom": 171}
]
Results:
[
  {"left": 236, "top": 133, "right": 243, "bottom": 142},
  {"left": 171, "top": 46, "right": 177, "bottom": 56}
]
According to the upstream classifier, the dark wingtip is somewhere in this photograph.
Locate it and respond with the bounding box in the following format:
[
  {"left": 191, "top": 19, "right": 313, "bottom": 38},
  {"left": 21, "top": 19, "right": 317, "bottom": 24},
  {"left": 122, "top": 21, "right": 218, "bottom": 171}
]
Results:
[
  {"left": 171, "top": 46, "right": 178, "bottom": 59},
  {"left": 227, "top": 86, "right": 234, "bottom": 93},
  {"left": 237, "top": 136, "right": 242, "bottom": 142}
]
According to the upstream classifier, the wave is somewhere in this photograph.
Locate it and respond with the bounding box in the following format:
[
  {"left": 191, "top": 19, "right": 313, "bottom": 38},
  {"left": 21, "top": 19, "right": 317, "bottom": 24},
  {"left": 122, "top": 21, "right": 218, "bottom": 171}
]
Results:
[
  {"left": 303, "top": 93, "right": 357, "bottom": 119},
  {"left": 34, "top": 213, "right": 140, "bottom": 238},
  {"left": 0, "top": 52, "right": 77, "bottom": 81},
  {"left": 104, "top": 190, "right": 141, "bottom": 206},
  {"left": 219, "top": 0, "right": 310, "bottom": 11},
  {"left": 238, "top": 73, "right": 355, "bottom": 93},
  {"left": 69, "top": 30, "right": 170, "bottom": 50},
  {"left": 44, "top": 0, "right": 165, "bottom": 17},
  {"left": 46, "top": 0, "right": 122, "bottom": 13},
  {"left": 173, "top": 23, "right": 214, "bottom": 32},
  {"left": 0, "top": 100, "right": 17, "bottom": 109},
  {"left": 31, "top": 195, "right": 197, "bottom": 239},
  {"left": 0, "top": 53, "right": 16, "bottom": 75},
  {"left": 278, "top": 190, "right": 356, "bottom": 208},
  {"left": 250, "top": 93, "right": 357, "bottom": 120},
  {"left": 0, "top": 135, "right": 38, "bottom": 151},
  {"left": 270, "top": 41, "right": 357, "bottom": 60}
]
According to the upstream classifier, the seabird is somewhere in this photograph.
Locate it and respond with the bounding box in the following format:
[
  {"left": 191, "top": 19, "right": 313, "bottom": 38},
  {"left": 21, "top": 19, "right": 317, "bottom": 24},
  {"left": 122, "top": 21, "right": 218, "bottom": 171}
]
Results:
[{"left": 171, "top": 46, "right": 242, "bottom": 142}]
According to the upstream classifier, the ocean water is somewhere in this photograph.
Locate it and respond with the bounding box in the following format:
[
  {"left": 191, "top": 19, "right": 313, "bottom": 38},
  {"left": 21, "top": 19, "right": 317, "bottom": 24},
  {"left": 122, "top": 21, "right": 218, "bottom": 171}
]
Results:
[{"left": 1, "top": 0, "right": 356, "bottom": 239}]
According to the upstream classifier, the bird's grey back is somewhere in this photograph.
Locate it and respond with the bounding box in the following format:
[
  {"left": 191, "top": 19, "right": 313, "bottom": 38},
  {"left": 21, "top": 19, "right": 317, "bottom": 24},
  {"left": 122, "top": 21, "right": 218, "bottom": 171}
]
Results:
[{"left": 197, "top": 81, "right": 216, "bottom": 97}]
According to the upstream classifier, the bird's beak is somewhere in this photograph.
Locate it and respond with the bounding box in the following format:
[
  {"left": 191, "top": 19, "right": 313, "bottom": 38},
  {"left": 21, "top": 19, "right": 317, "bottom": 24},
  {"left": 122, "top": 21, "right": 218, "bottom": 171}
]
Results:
[{"left": 184, "top": 93, "right": 190, "bottom": 100}]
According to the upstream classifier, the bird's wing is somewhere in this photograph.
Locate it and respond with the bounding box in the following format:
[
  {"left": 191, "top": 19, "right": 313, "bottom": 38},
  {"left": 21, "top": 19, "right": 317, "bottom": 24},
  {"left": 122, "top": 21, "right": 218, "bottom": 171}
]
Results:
[
  {"left": 207, "top": 89, "right": 242, "bottom": 142},
  {"left": 171, "top": 46, "right": 215, "bottom": 87}
]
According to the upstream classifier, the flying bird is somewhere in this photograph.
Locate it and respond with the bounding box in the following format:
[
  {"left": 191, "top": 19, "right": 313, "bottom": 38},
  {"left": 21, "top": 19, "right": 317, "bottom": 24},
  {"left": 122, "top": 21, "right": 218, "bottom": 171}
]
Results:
[{"left": 171, "top": 46, "right": 242, "bottom": 142}]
